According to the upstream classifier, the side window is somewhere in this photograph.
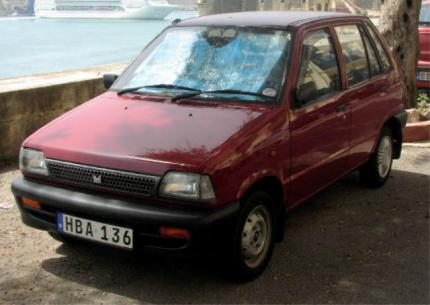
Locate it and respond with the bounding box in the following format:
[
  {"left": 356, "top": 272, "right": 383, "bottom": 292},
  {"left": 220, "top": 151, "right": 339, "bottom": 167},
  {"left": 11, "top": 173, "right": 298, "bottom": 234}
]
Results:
[
  {"left": 335, "top": 24, "right": 370, "bottom": 86},
  {"left": 296, "top": 29, "right": 341, "bottom": 106},
  {"left": 361, "top": 26, "right": 381, "bottom": 77},
  {"left": 365, "top": 23, "right": 392, "bottom": 73}
]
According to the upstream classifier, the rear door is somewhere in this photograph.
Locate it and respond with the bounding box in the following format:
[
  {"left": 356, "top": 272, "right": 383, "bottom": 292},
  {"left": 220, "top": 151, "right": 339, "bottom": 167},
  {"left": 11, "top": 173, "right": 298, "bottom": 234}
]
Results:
[
  {"left": 333, "top": 23, "right": 393, "bottom": 169},
  {"left": 288, "top": 27, "right": 350, "bottom": 206}
]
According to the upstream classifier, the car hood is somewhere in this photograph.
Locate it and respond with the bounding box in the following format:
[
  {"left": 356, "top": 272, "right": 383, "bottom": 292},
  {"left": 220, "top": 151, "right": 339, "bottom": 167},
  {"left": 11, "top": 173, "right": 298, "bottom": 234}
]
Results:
[{"left": 25, "top": 92, "right": 271, "bottom": 175}]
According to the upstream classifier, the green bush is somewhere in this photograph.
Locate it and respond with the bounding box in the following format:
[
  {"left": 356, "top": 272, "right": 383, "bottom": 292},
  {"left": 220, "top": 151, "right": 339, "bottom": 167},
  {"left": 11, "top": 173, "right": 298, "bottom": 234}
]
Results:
[{"left": 416, "top": 93, "right": 430, "bottom": 118}]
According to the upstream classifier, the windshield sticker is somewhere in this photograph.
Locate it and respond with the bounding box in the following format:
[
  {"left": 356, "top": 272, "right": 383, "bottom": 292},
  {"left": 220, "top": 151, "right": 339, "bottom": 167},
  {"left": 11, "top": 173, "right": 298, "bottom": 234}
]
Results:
[{"left": 262, "top": 88, "right": 277, "bottom": 97}]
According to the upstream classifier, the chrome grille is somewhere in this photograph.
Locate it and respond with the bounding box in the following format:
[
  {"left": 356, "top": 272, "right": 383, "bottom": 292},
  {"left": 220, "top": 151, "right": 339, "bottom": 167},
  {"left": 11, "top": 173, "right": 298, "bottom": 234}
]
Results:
[{"left": 46, "top": 159, "right": 160, "bottom": 196}]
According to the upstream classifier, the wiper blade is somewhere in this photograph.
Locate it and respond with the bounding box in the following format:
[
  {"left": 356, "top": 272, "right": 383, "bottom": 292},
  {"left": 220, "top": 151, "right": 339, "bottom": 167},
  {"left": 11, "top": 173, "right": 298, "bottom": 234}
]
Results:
[
  {"left": 145, "top": 84, "right": 201, "bottom": 92},
  {"left": 117, "top": 84, "right": 201, "bottom": 96},
  {"left": 171, "top": 89, "right": 275, "bottom": 102}
]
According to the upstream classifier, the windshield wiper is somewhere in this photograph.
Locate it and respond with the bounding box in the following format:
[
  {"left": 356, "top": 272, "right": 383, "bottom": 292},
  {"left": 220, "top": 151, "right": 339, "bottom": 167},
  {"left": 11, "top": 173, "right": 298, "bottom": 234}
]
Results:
[
  {"left": 171, "top": 89, "right": 275, "bottom": 102},
  {"left": 117, "top": 84, "right": 201, "bottom": 96}
]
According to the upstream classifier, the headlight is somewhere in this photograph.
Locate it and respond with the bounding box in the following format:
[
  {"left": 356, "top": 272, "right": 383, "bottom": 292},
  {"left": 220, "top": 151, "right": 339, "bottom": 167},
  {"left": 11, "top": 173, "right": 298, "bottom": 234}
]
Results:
[
  {"left": 159, "top": 172, "right": 216, "bottom": 202},
  {"left": 19, "top": 148, "right": 48, "bottom": 176}
]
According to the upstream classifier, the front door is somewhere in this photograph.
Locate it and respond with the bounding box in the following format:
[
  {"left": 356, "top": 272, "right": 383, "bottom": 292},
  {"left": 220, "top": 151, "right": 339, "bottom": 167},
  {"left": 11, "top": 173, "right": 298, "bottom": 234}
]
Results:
[{"left": 288, "top": 28, "right": 350, "bottom": 206}]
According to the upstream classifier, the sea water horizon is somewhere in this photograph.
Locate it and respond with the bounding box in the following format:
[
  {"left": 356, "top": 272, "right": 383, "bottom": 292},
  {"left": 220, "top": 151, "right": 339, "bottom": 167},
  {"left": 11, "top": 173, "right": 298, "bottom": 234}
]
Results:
[{"left": 0, "top": 10, "right": 197, "bottom": 79}]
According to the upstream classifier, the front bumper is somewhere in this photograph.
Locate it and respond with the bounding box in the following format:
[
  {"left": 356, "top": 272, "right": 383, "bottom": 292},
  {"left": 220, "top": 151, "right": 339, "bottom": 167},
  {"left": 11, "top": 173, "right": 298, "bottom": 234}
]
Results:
[{"left": 11, "top": 176, "right": 240, "bottom": 254}]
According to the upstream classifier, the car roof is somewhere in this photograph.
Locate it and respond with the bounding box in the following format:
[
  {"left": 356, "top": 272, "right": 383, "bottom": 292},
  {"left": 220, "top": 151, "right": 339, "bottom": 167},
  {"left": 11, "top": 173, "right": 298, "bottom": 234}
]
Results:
[{"left": 176, "top": 11, "right": 362, "bottom": 29}]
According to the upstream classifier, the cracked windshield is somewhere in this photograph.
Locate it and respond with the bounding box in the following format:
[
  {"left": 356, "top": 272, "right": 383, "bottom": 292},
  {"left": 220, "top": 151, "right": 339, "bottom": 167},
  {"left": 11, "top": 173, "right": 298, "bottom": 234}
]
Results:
[{"left": 114, "top": 27, "right": 291, "bottom": 102}]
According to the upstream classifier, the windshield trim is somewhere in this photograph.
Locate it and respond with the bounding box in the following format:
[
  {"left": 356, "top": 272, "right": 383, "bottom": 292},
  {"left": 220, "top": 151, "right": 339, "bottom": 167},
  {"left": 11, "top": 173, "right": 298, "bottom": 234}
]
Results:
[
  {"left": 111, "top": 25, "right": 293, "bottom": 106},
  {"left": 116, "top": 90, "right": 281, "bottom": 106}
]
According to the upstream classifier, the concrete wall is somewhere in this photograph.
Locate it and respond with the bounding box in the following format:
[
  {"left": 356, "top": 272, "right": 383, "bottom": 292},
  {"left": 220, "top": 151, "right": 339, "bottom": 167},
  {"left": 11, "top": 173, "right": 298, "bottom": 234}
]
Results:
[
  {"left": 198, "top": 0, "right": 242, "bottom": 15},
  {"left": 241, "top": 0, "right": 258, "bottom": 11},
  {"left": 0, "top": 64, "right": 126, "bottom": 166}
]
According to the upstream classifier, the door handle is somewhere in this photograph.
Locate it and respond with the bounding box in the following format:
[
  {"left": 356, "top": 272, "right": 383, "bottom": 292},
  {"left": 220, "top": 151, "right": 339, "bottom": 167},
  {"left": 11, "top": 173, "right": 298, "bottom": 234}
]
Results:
[{"left": 336, "top": 103, "right": 349, "bottom": 112}]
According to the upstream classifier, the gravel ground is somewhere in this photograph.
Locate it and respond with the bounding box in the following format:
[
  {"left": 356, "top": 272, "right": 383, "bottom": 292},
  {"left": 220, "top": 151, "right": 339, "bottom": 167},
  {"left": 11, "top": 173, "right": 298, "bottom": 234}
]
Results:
[{"left": 0, "top": 146, "right": 429, "bottom": 305}]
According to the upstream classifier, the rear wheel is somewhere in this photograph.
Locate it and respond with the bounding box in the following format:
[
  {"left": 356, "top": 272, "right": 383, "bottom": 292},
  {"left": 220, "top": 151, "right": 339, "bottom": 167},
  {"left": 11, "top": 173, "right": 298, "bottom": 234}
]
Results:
[
  {"left": 359, "top": 127, "right": 394, "bottom": 188},
  {"left": 229, "top": 191, "right": 276, "bottom": 281}
]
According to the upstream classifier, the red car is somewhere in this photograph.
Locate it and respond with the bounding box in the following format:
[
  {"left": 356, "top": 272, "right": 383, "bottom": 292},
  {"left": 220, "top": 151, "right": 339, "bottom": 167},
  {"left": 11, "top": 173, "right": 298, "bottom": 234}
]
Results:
[
  {"left": 12, "top": 11, "right": 407, "bottom": 280},
  {"left": 418, "top": 0, "right": 430, "bottom": 94}
]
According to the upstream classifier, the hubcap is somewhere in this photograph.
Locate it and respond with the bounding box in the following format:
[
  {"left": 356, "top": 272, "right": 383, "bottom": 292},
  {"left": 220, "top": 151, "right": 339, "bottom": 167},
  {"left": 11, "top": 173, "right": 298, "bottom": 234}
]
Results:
[
  {"left": 377, "top": 135, "right": 393, "bottom": 178},
  {"left": 241, "top": 205, "right": 272, "bottom": 268}
]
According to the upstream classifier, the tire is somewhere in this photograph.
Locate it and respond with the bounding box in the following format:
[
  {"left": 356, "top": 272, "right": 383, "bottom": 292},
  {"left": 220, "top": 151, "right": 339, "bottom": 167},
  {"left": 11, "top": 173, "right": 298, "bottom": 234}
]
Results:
[
  {"left": 359, "top": 127, "right": 394, "bottom": 188},
  {"left": 228, "top": 190, "right": 276, "bottom": 281}
]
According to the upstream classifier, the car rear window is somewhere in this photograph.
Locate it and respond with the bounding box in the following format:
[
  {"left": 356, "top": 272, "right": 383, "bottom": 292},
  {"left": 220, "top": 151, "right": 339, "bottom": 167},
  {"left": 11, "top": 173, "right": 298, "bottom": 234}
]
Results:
[
  {"left": 364, "top": 23, "right": 392, "bottom": 73},
  {"left": 335, "top": 24, "right": 370, "bottom": 86}
]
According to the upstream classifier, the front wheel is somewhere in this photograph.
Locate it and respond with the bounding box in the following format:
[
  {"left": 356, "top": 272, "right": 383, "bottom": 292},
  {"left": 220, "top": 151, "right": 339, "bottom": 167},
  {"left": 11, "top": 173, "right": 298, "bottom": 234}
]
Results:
[
  {"left": 359, "top": 127, "right": 394, "bottom": 188},
  {"left": 229, "top": 191, "right": 276, "bottom": 281}
]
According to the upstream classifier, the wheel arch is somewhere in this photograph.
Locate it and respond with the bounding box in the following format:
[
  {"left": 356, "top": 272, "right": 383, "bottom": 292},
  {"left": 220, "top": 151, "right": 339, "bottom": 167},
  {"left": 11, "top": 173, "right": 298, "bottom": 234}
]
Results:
[
  {"left": 384, "top": 115, "right": 405, "bottom": 159},
  {"left": 240, "top": 176, "right": 286, "bottom": 242}
]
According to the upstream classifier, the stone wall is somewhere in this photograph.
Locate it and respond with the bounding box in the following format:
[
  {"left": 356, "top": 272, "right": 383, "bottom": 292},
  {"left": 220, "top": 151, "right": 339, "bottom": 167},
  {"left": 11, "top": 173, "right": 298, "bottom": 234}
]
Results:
[
  {"left": 0, "top": 64, "right": 126, "bottom": 166},
  {"left": 198, "top": 0, "right": 335, "bottom": 16},
  {"left": 197, "top": 0, "right": 242, "bottom": 16}
]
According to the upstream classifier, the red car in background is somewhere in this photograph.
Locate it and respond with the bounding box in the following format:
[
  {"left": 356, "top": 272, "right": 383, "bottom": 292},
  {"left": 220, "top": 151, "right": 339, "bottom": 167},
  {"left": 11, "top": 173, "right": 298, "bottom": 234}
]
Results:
[{"left": 418, "top": 0, "right": 430, "bottom": 94}]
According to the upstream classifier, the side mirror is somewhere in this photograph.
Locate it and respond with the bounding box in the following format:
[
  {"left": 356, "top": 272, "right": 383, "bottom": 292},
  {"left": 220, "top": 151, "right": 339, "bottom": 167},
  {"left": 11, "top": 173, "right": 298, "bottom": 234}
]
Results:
[
  {"left": 103, "top": 74, "right": 118, "bottom": 89},
  {"left": 293, "top": 84, "right": 306, "bottom": 109}
]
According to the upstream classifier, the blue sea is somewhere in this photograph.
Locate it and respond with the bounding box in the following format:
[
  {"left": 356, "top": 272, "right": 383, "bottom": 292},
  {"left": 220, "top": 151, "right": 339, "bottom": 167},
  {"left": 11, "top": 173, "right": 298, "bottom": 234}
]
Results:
[{"left": 0, "top": 11, "right": 197, "bottom": 79}]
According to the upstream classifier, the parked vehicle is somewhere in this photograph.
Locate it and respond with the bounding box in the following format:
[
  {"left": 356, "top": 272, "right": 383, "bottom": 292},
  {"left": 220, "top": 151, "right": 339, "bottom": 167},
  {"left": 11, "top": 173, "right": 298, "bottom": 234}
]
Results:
[
  {"left": 12, "top": 11, "right": 407, "bottom": 280},
  {"left": 418, "top": 0, "right": 430, "bottom": 95}
]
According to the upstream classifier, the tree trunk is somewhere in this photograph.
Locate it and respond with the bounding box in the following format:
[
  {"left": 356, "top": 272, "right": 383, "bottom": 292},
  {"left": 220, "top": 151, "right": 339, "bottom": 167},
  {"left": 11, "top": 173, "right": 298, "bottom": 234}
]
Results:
[{"left": 379, "top": 0, "right": 422, "bottom": 108}]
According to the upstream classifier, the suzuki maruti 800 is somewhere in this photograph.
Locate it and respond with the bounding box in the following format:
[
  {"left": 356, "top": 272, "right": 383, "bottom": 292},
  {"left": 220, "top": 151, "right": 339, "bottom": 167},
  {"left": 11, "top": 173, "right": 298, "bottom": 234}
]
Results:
[{"left": 12, "top": 11, "right": 407, "bottom": 280}]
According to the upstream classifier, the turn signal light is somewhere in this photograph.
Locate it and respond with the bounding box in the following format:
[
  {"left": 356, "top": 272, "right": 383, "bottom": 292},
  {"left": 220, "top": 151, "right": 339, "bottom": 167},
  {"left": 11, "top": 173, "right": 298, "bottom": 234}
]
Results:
[
  {"left": 22, "top": 197, "right": 41, "bottom": 209},
  {"left": 159, "top": 227, "right": 191, "bottom": 240}
]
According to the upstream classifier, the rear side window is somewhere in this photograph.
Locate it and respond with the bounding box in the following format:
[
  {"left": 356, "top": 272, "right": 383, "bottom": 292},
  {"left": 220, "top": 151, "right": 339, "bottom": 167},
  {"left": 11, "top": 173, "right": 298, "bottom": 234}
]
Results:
[
  {"left": 361, "top": 26, "right": 381, "bottom": 77},
  {"left": 335, "top": 25, "right": 370, "bottom": 86},
  {"left": 296, "top": 29, "right": 341, "bottom": 106},
  {"left": 365, "top": 23, "right": 392, "bottom": 73}
]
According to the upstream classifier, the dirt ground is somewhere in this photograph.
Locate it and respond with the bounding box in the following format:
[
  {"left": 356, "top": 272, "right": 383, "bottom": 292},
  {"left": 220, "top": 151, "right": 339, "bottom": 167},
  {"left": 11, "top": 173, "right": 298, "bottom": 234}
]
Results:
[{"left": 0, "top": 146, "right": 429, "bottom": 305}]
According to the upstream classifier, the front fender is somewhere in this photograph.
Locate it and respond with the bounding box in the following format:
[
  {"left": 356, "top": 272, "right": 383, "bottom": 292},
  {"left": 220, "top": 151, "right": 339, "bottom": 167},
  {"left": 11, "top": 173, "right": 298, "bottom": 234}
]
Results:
[{"left": 236, "top": 169, "right": 285, "bottom": 201}]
